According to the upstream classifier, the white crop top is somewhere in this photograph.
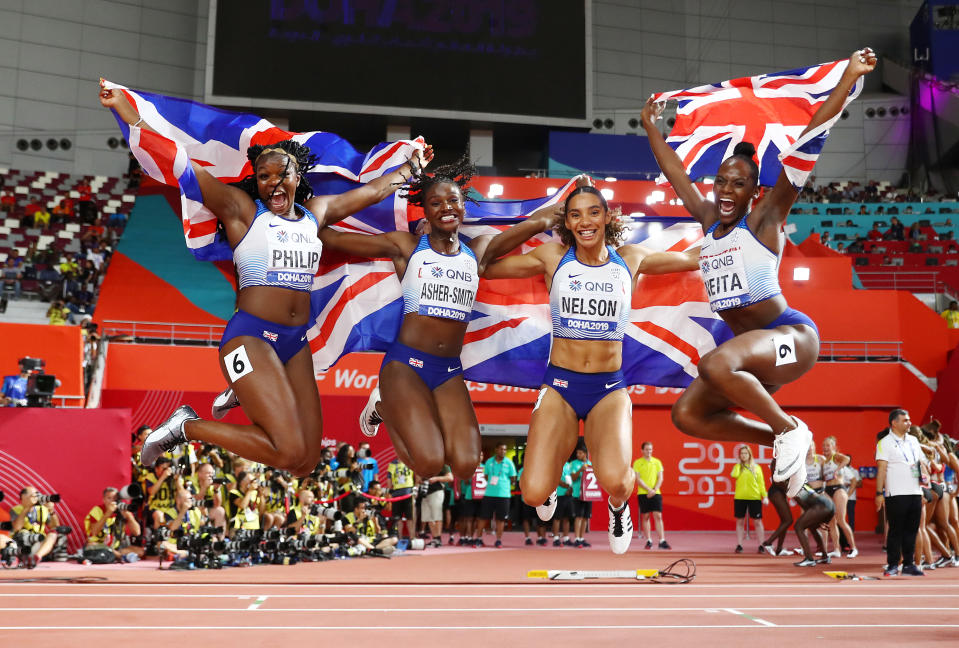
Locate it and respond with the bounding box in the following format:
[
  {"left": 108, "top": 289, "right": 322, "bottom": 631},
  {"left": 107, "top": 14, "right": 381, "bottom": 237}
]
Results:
[
  {"left": 699, "top": 214, "right": 783, "bottom": 312},
  {"left": 401, "top": 235, "right": 478, "bottom": 322},
  {"left": 234, "top": 200, "right": 321, "bottom": 292},
  {"left": 549, "top": 245, "right": 632, "bottom": 341}
]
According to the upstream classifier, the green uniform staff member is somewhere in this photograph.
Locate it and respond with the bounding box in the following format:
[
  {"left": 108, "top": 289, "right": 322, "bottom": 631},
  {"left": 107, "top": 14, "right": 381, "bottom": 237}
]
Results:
[
  {"left": 633, "top": 441, "right": 670, "bottom": 550},
  {"left": 569, "top": 444, "right": 593, "bottom": 548},
  {"left": 387, "top": 458, "right": 416, "bottom": 540},
  {"left": 476, "top": 442, "right": 517, "bottom": 548},
  {"left": 730, "top": 445, "right": 767, "bottom": 554},
  {"left": 551, "top": 460, "right": 574, "bottom": 546},
  {"left": 345, "top": 499, "right": 398, "bottom": 553},
  {"left": 85, "top": 487, "right": 145, "bottom": 562}
]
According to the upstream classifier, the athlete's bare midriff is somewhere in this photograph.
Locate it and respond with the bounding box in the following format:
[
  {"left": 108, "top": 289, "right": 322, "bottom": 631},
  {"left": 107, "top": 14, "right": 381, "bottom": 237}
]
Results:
[
  {"left": 717, "top": 293, "right": 789, "bottom": 336},
  {"left": 396, "top": 312, "right": 468, "bottom": 357},
  {"left": 237, "top": 286, "right": 312, "bottom": 327},
  {"left": 549, "top": 337, "right": 623, "bottom": 374}
]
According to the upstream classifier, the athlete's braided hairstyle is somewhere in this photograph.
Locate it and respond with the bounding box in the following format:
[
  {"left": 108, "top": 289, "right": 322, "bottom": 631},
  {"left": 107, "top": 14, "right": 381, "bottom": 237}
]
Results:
[
  {"left": 554, "top": 186, "right": 627, "bottom": 248},
  {"left": 402, "top": 151, "right": 477, "bottom": 207},
  {"left": 232, "top": 139, "right": 318, "bottom": 205}
]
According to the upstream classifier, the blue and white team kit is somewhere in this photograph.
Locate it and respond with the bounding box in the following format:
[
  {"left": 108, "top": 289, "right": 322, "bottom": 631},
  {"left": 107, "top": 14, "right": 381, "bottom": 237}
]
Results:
[
  {"left": 700, "top": 214, "right": 818, "bottom": 336},
  {"left": 383, "top": 235, "right": 480, "bottom": 390},
  {"left": 220, "top": 200, "right": 321, "bottom": 367},
  {"left": 542, "top": 246, "right": 633, "bottom": 419}
]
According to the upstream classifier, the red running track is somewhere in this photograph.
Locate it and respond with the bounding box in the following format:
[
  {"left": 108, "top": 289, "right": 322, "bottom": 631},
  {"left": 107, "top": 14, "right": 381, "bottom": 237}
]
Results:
[{"left": 1, "top": 532, "right": 957, "bottom": 646}]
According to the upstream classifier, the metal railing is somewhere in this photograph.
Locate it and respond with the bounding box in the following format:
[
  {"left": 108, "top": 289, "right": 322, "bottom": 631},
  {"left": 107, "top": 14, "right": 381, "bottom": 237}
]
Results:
[
  {"left": 50, "top": 395, "right": 86, "bottom": 408},
  {"left": 102, "top": 320, "right": 225, "bottom": 346},
  {"left": 818, "top": 340, "right": 903, "bottom": 363},
  {"left": 855, "top": 270, "right": 955, "bottom": 294}
]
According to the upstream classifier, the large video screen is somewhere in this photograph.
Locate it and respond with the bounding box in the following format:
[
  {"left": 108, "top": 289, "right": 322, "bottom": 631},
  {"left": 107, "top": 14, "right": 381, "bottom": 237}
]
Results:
[{"left": 208, "top": 0, "right": 589, "bottom": 126}]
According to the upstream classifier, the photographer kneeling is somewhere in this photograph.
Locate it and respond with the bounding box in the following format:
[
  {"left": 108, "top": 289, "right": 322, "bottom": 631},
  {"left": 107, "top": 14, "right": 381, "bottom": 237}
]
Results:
[
  {"left": 344, "top": 499, "right": 397, "bottom": 555},
  {"left": 228, "top": 471, "right": 263, "bottom": 536},
  {"left": 84, "top": 487, "right": 144, "bottom": 563},
  {"left": 10, "top": 487, "right": 61, "bottom": 568},
  {"left": 146, "top": 457, "right": 183, "bottom": 530},
  {"left": 159, "top": 489, "right": 209, "bottom": 561},
  {"left": 188, "top": 463, "right": 228, "bottom": 534},
  {"left": 285, "top": 490, "right": 327, "bottom": 537}
]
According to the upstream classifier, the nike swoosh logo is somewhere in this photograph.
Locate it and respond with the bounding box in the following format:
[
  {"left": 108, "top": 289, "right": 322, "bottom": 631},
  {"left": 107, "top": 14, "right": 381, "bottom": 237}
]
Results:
[
  {"left": 568, "top": 273, "right": 582, "bottom": 278},
  {"left": 604, "top": 381, "right": 622, "bottom": 389},
  {"left": 447, "top": 366, "right": 461, "bottom": 373},
  {"left": 268, "top": 223, "right": 283, "bottom": 227},
  {"left": 423, "top": 261, "right": 436, "bottom": 265},
  {"left": 774, "top": 454, "right": 802, "bottom": 479}
]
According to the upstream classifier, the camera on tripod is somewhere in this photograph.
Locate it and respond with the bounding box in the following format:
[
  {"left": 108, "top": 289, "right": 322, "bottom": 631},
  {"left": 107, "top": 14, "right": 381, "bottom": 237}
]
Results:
[{"left": 16, "top": 357, "right": 58, "bottom": 407}]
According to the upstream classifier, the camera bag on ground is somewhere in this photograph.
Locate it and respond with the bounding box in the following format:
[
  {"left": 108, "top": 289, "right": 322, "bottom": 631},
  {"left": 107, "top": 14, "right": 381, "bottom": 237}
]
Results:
[{"left": 82, "top": 545, "right": 116, "bottom": 564}]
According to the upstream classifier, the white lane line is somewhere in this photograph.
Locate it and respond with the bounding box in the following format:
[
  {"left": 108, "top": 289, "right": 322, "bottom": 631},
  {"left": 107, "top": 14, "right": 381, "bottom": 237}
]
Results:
[
  {"left": 247, "top": 596, "right": 268, "bottom": 610},
  {"left": 2, "top": 582, "right": 953, "bottom": 589},
  {"left": 0, "top": 606, "right": 957, "bottom": 613},
  {"left": 0, "top": 624, "right": 958, "bottom": 631},
  {"left": 723, "top": 608, "right": 776, "bottom": 627},
  {"left": 0, "top": 593, "right": 954, "bottom": 599}
]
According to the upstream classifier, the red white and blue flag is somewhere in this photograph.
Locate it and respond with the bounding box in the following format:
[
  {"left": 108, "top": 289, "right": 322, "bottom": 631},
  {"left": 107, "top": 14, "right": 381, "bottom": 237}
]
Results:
[
  {"left": 106, "top": 83, "right": 730, "bottom": 388},
  {"left": 651, "top": 59, "right": 863, "bottom": 190}
]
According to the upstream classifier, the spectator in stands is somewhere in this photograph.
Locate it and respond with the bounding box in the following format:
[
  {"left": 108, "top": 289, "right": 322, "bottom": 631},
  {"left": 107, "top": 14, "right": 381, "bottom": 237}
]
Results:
[
  {"left": 882, "top": 255, "right": 894, "bottom": 266},
  {"left": 84, "top": 487, "right": 144, "bottom": 562},
  {"left": 22, "top": 195, "right": 42, "bottom": 227},
  {"left": 46, "top": 300, "right": 70, "bottom": 325},
  {"left": 887, "top": 217, "right": 905, "bottom": 241},
  {"left": 0, "top": 189, "right": 14, "bottom": 213},
  {"left": 1, "top": 258, "right": 21, "bottom": 299},
  {"left": 58, "top": 253, "right": 79, "bottom": 279},
  {"left": 127, "top": 152, "right": 142, "bottom": 189},
  {"left": 908, "top": 222, "right": 923, "bottom": 240},
  {"left": 37, "top": 265, "right": 62, "bottom": 302},
  {"left": 941, "top": 300, "right": 959, "bottom": 329},
  {"left": 836, "top": 242, "right": 845, "bottom": 253},
  {"left": 33, "top": 205, "right": 51, "bottom": 229},
  {"left": 76, "top": 181, "right": 97, "bottom": 224},
  {"left": 10, "top": 486, "right": 60, "bottom": 568},
  {"left": 847, "top": 237, "right": 865, "bottom": 253},
  {"left": 51, "top": 199, "right": 72, "bottom": 226}
]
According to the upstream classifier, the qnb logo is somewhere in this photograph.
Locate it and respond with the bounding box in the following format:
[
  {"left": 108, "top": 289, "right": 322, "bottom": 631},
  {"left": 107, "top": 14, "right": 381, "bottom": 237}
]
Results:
[
  {"left": 430, "top": 266, "right": 444, "bottom": 278},
  {"left": 584, "top": 281, "right": 615, "bottom": 293},
  {"left": 569, "top": 279, "right": 582, "bottom": 292},
  {"left": 275, "top": 230, "right": 289, "bottom": 244}
]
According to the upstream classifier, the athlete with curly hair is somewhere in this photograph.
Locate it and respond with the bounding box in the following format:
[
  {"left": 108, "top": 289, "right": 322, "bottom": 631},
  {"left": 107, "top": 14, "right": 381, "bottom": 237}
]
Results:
[
  {"left": 479, "top": 183, "right": 700, "bottom": 553},
  {"left": 99, "top": 82, "right": 431, "bottom": 476},
  {"left": 330, "top": 153, "right": 513, "bottom": 481}
]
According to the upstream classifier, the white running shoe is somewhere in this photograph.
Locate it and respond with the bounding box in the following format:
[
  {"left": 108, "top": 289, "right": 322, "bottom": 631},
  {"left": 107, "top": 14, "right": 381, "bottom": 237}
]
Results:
[
  {"left": 359, "top": 387, "right": 383, "bottom": 438},
  {"left": 607, "top": 499, "right": 633, "bottom": 555},
  {"left": 846, "top": 548, "right": 858, "bottom": 558},
  {"left": 773, "top": 417, "right": 813, "bottom": 498},
  {"left": 536, "top": 490, "right": 557, "bottom": 522},
  {"left": 140, "top": 405, "right": 198, "bottom": 467},
  {"left": 211, "top": 387, "right": 239, "bottom": 420},
  {"left": 827, "top": 550, "right": 841, "bottom": 558}
]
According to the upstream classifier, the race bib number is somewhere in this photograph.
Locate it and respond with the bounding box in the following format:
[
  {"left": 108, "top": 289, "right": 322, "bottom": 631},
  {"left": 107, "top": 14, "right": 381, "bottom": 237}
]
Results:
[
  {"left": 471, "top": 466, "right": 487, "bottom": 498},
  {"left": 582, "top": 465, "right": 602, "bottom": 501},
  {"left": 225, "top": 345, "right": 253, "bottom": 382},
  {"left": 489, "top": 476, "right": 499, "bottom": 486},
  {"left": 267, "top": 219, "right": 320, "bottom": 287},
  {"left": 773, "top": 332, "right": 797, "bottom": 366},
  {"left": 701, "top": 246, "right": 750, "bottom": 310}
]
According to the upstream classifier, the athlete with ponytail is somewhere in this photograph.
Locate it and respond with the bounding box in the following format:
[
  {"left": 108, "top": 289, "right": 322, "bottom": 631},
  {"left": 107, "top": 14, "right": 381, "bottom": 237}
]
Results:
[{"left": 640, "top": 49, "right": 877, "bottom": 497}]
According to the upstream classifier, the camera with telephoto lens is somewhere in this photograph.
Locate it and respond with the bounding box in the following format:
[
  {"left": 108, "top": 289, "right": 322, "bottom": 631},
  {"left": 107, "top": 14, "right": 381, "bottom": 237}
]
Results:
[
  {"left": 310, "top": 504, "right": 342, "bottom": 521},
  {"left": 14, "top": 531, "right": 45, "bottom": 546},
  {"left": 36, "top": 494, "right": 60, "bottom": 505},
  {"left": 212, "top": 477, "right": 229, "bottom": 486}
]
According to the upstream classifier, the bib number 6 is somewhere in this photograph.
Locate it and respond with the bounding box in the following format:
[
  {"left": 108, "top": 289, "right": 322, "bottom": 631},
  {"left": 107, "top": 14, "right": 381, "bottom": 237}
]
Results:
[{"left": 225, "top": 345, "right": 254, "bottom": 382}]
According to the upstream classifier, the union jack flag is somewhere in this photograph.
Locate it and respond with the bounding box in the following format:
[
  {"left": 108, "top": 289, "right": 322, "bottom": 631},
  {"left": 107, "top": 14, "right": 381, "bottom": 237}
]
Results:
[
  {"left": 262, "top": 331, "right": 278, "bottom": 343},
  {"left": 106, "top": 83, "right": 730, "bottom": 389},
  {"left": 651, "top": 59, "right": 863, "bottom": 190},
  {"left": 103, "top": 80, "right": 424, "bottom": 262}
]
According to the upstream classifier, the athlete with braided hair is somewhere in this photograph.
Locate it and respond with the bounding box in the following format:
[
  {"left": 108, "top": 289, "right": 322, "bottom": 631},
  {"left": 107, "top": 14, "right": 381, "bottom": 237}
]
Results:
[
  {"left": 641, "top": 49, "right": 877, "bottom": 498},
  {"left": 335, "top": 153, "right": 515, "bottom": 482},
  {"left": 100, "top": 83, "right": 431, "bottom": 476}
]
